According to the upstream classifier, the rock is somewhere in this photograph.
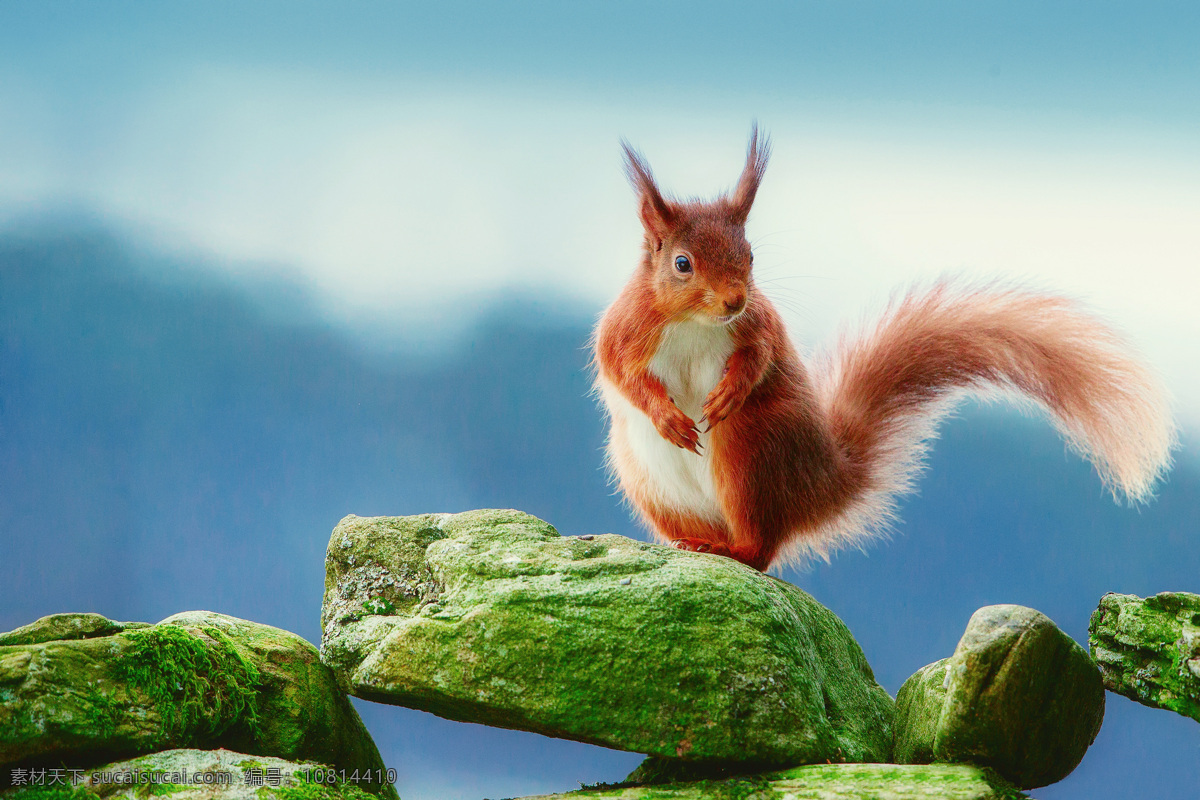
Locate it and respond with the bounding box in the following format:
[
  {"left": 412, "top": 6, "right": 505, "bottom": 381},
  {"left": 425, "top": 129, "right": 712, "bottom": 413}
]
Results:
[
  {"left": 1088, "top": 591, "right": 1200, "bottom": 723},
  {"left": 0, "top": 613, "right": 149, "bottom": 646},
  {"left": 892, "top": 605, "right": 1104, "bottom": 789},
  {"left": 517, "top": 763, "right": 1028, "bottom": 799},
  {"left": 2, "top": 748, "right": 390, "bottom": 800},
  {"left": 0, "top": 611, "right": 395, "bottom": 799},
  {"left": 320, "top": 510, "right": 895, "bottom": 768}
]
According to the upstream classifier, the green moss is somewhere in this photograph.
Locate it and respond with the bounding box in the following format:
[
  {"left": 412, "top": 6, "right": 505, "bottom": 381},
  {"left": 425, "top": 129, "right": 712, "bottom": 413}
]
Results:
[
  {"left": 754, "top": 764, "right": 1031, "bottom": 800},
  {"left": 686, "top": 778, "right": 777, "bottom": 800},
  {"left": 79, "top": 686, "right": 121, "bottom": 739},
  {"left": 113, "top": 624, "right": 261, "bottom": 741},
  {"left": 131, "top": 776, "right": 187, "bottom": 799},
  {"left": 3, "top": 787, "right": 96, "bottom": 800},
  {"left": 272, "top": 774, "right": 379, "bottom": 800},
  {"left": 360, "top": 599, "right": 396, "bottom": 616},
  {"left": 977, "top": 769, "right": 1029, "bottom": 800}
]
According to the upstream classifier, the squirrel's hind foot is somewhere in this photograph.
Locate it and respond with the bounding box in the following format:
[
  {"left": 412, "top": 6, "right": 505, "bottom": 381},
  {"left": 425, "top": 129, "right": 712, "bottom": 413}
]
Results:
[{"left": 670, "top": 538, "right": 769, "bottom": 571}]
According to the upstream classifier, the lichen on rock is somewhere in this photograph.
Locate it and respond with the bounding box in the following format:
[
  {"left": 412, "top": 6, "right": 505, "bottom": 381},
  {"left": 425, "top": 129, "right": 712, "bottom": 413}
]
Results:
[
  {"left": 320, "top": 509, "right": 895, "bottom": 769},
  {"left": 1089, "top": 591, "right": 1200, "bottom": 722}
]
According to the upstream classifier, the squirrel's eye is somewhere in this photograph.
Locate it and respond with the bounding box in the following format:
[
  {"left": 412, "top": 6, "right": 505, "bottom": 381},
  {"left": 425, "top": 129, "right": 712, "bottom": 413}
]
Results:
[{"left": 674, "top": 255, "right": 692, "bottom": 274}]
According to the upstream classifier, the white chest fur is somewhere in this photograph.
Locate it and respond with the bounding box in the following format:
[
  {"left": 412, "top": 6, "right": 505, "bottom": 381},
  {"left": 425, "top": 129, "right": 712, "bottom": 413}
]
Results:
[
  {"left": 648, "top": 321, "right": 735, "bottom": 418},
  {"left": 600, "top": 320, "right": 735, "bottom": 520}
]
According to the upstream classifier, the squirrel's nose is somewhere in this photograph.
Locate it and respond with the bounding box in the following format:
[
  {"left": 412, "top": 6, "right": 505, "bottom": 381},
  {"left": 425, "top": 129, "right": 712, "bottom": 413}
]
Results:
[{"left": 723, "top": 294, "right": 746, "bottom": 314}]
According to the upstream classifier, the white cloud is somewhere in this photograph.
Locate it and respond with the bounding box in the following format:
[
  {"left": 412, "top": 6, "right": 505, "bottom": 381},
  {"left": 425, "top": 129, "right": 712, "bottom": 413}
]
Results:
[
  {"left": 753, "top": 135, "right": 1200, "bottom": 431},
  {"left": 2, "top": 65, "right": 1198, "bottom": 433}
]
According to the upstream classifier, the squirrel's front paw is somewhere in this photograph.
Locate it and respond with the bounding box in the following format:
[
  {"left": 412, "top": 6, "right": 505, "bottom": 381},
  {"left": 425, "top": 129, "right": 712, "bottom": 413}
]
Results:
[
  {"left": 653, "top": 403, "right": 701, "bottom": 454},
  {"left": 701, "top": 378, "right": 750, "bottom": 430}
]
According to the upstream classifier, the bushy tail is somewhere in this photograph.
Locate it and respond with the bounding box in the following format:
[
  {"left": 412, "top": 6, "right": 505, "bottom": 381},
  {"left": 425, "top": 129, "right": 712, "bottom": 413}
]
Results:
[{"left": 810, "top": 280, "right": 1176, "bottom": 554}]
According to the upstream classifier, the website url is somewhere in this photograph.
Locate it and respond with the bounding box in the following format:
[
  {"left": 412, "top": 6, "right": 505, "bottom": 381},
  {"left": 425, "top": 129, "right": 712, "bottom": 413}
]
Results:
[{"left": 88, "top": 770, "right": 236, "bottom": 786}]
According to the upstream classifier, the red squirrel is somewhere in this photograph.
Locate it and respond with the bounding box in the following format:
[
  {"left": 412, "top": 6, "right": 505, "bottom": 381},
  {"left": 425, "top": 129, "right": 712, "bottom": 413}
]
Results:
[{"left": 593, "top": 126, "right": 1176, "bottom": 572}]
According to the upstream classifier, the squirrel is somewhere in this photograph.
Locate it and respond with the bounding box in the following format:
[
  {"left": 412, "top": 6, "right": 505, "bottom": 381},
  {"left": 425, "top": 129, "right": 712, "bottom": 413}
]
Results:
[{"left": 593, "top": 126, "right": 1177, "bottom": 572}]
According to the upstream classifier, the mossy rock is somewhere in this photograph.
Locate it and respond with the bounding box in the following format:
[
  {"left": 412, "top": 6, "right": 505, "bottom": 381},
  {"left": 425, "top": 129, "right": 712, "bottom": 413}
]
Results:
[
  {"left": 892, "top": 605, "right": 1104, "bottom": 790},
  {"left": 0, "top": 614, "right": 149, "bottom": 647},
  {"left": 0, "top": 748, "right": 391, "bottom": 800},
  {"left": 1089, "top": 591, "right": 1200, "bottom": 722},
  {"left": 320, "top": 510, "right": 894, "bottom": 768},
  {"left": 0, "top": 612, "right": 395, "bottom": 799},
  {"left": 517, "top": 763, "right": 1028, "bottom": 799}
]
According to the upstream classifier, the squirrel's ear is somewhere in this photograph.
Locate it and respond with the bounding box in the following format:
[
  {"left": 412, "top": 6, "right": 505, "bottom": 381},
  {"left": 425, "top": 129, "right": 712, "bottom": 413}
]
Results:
[
  {"left": 729, "top": 124, "right": 771, "bottom": 225},
  {"left": 622, "top": 141, "right": 675, "bottom": 250}
]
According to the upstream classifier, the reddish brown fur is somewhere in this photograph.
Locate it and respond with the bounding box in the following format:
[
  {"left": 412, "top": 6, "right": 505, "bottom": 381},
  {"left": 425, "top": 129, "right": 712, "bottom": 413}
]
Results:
[{"left": 594, "top": 127, "right": 1176, "bottom": 571}]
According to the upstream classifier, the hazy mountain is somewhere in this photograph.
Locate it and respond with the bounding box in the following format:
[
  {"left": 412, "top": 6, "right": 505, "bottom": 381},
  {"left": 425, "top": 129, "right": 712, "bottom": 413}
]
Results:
[{"left": 1, "top": 225, "right": 1196, "bottom": 800}]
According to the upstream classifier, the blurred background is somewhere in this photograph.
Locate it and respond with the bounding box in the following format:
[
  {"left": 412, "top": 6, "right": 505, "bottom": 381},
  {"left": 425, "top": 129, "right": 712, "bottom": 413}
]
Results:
[{"left": 1, "top": 2, "right": 1197, "bottom": 798}]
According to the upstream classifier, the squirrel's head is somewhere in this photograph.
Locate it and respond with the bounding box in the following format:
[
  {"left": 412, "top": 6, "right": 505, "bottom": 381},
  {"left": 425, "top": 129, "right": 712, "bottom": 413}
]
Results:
[{"left": 622, "top": 125, "right": 770, "bottom": 326}]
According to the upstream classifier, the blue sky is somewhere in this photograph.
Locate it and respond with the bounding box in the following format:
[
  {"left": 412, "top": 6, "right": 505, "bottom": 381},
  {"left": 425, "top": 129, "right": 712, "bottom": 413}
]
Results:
[{"left": 5, "top": 2, "right": 1200, "bottom": 115}]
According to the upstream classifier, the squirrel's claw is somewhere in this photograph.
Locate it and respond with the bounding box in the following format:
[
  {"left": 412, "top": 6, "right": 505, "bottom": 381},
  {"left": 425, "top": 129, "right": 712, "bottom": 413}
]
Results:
[{"left": 654, "top": 403, "right": 702, "bottom": 454}]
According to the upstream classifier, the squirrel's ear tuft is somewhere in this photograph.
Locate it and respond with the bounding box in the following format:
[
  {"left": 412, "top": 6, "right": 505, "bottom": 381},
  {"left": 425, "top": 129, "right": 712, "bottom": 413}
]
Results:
[
  {"left": 729, "top": 123, "right": 771, "bottom": 225},
  {"left": 622, "top": 140, "right": 675, "bottom": 250}
]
